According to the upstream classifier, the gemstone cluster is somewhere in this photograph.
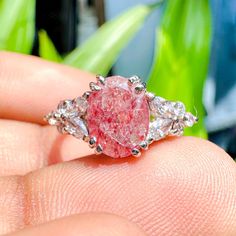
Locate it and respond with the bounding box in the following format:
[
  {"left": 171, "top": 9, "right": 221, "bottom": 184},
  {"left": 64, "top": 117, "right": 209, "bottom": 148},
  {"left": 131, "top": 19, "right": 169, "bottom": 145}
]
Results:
[{"left": 45, "top": 75, "right": 198, "bottom": 158}]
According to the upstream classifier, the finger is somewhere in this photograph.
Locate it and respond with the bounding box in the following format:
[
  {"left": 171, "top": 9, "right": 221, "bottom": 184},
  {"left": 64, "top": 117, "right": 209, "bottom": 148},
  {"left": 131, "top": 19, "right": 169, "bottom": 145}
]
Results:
[
  {"left": 6, "top": 213, "right": 146, "bottom": 236},
  {"left": 0, "top": 119, "right": 91, "bottom": 176},
  {"left": 1, "top": 137, "right": 235, "bottom": 235},
  {"left": 0, "top": 52, "right": 95, "bottom": 124}
]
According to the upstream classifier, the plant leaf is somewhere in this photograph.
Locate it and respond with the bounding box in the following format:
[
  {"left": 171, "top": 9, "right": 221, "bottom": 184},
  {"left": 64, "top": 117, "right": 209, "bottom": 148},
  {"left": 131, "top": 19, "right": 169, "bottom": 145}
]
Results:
[
  {"left": 147, "top": 0, "right": 212, "bottom": 138},
  {"left": 0, "top": 0, "right": 35, "bottom": 54},
  {"left": 63, "top": 3, "right": 162, "bottom": 75},
  {"left": 38, "top": 30, "right": 62, "bottom": 62}
]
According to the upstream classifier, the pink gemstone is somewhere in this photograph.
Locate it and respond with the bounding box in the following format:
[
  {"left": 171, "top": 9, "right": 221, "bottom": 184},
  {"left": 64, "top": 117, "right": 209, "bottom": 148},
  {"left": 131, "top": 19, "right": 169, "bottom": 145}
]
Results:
[{"left": 86, "top": 76, "right": 149, "bottom": 158}]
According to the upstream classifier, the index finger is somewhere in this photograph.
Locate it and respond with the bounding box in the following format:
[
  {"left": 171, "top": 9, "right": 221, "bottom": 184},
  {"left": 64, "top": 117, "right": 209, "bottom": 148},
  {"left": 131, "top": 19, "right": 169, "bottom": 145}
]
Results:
[
  {"left": 1, "top": 137, "right": 236, "bottom": 235},
  {"left": 0, "top": 52, "right": 95, "bottom": 124}
]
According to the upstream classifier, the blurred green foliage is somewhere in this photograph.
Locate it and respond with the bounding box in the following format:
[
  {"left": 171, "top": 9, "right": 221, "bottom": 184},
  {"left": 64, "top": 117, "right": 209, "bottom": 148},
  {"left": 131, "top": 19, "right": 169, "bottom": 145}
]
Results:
[
  {"left": 36, "top": 3, "right": 161, "bottom": 75},
  {"left": 147, "top": 0, "right": 211, "bottom": 138},
  {"left": 0, "top": 0, "right": 35, "bottom": 53},
  {"left": 38, "top": 30, "right": 62, "bottom": 62},
  {"left": 63, "top": 4, "right": 159, "bottom": 75},
  {"left": 0, "top": 0, "right": 212, "bottom": 137}
]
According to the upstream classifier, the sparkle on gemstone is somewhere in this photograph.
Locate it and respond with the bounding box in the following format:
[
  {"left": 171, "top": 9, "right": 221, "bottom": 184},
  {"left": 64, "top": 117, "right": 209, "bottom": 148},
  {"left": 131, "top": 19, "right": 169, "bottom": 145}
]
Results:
[
  {"left": 184, "top": 112, "right": 197, "bottom": 127},
  {"left": 173, "top": 102, "right": 185, "bottom": 118},
  {"left": 75, "top": 97, "right": 88, "bottom": 114},
  {"left": 70, "top": 117, "right": 88, "bottom": 137},
  {"left": 48, "top": 114, "right": 58, "bottom": 125},
  {"left": 150, "top": 98, "right": 186, "bottom": 120},
  {"left": 149, "top": 96, "right": 164, "bottom": 115},
  {"left": 57, "top": 99, "right": 78, "bottom": 118},
  {"left": 148, "top": 118, "right": 172, "bottom": 140},
  {"left": 86, "top": 76, "right": 149, "bottom": 158}
]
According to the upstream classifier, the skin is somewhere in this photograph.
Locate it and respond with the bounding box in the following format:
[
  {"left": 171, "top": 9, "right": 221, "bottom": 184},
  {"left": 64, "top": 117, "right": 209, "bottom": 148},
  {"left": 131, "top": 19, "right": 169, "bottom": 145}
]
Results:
[{"left": 0, "top": 52, "right": 235, "bottom": 236}]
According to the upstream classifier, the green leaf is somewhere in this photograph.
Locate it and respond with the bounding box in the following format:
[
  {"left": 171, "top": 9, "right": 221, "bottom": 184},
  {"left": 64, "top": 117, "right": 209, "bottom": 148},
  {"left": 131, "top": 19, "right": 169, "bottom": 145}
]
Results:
[
  {"left": 38, "top": 30, "right": 62, "bottom": 62},
  {"left": 0, "top": 0, "right": 35, "bottom": 54},
  {"left": 64, "top": 2, "right": 162, "bottom": 75},
  {"left": 147, "top": 0, "right": 212, "bottom": 138}
]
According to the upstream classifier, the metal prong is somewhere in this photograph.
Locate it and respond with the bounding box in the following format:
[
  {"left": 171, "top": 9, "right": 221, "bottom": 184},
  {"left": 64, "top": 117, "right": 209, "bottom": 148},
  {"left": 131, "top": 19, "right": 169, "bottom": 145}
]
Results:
[
  {"left": 131, "top": 148, "right": 141, "bottom": 157},
  {"left": 89, "top": 82, "right": 101, "bottom": 91},
  {"left": 139, "top": 141, "right": 148, "bottom": 150},
  {"left": 89, "top": 137, "right": 97, "bottom": 148},
  {"left": 95, "top": 144, "right": 103, "bottom": 155},
  {"left": 96, "top": 75, "right": 105, "bottom": 85},
  {"left": 145, "top": 92, "right": 155, "bottom": 101},
  {"left": 82, "top": 91, "right": 91, "bottom": 100},
  {"left": 57, "top": 125, "right": 66, "bottom": 134},
  {"left": 83, "top": 135, "right": 90, "bottom": 142},
  {"left": 147, "top": 137, "right": 154, "bottom": 145},
  {"left": 47, "top": 115, "right": 59, "bottom": 125},
  {"left": 134, "top": 83, "right": 146, "bottom": 94},
  {"left": 128, "top": 75, "right": 141, "bottom": 85},
  {"left": 170, "top": 128, "right": 183, "bottom": 136},
  {"left": 44, "top": 113, "right": 51, "bottom": 122},
  {"left": 57, "top": 99, "right": 73, "bottom": 110}
]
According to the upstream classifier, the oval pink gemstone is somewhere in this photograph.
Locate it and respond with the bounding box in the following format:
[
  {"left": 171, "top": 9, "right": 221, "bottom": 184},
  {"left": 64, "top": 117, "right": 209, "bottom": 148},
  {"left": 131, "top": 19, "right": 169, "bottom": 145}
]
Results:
[{"left": 87, "top": 76, "right": 149, "bottom": 158}]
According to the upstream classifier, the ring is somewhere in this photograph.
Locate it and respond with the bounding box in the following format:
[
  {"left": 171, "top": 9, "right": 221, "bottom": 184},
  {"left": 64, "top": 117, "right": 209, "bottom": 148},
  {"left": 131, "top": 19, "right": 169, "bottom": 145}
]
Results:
[{"left": 45, "top": 75, "right": 198, "bottom": 158}]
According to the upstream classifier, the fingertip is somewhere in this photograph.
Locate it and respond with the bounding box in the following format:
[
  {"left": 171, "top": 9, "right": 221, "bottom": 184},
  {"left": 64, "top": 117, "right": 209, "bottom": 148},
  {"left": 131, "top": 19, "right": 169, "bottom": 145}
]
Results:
[
  {"left": 7, "top": 213, "right": 146, "bottom": 236},
  {"left": 145, "top": 136, "right": 234, "bottom": 165}
]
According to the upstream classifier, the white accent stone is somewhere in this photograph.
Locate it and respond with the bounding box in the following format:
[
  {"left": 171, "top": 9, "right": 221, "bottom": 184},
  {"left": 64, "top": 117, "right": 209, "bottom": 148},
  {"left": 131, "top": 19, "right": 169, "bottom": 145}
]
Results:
[
  {"left": 149, "top": 96, "right": 165, "bottom": 115},
  {"left": 170, "top": 121, "right": 184, "bottom": 136},
  {"left": 48, "top": 116, "right": 58, "bottom": 126},
  {"left": 70, "top": 117, "right": 88, "bottom": 136},
  {"left": 148, "top": 118, "right": 172, "bottom": 140},
  {"left": 57, "top": 99, "right": 78, "bottom": 118},
  {"left": 184, "top": 112, "right": 197, "bottom": 127},
  {"left": 75, "top": 97, "right": 88, "bottom": 114},
  {"left": 150, "top": 97, "right": 186, "bottom": 120},
  {"left": 173, "top": 102, "right": 186, "bottom": 118},
  {"left": 45, "top": 112, "right": 58, "bottom": 126},
  {"left": 64, "top": 125, "right": 85, "bottom": 139}
]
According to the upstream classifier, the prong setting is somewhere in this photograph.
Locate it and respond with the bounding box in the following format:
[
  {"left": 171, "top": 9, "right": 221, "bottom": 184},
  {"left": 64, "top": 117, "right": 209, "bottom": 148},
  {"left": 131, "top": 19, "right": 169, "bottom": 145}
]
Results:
[
  {"left": 89, "top": 82, "right": 101, "bottom": 91},
  {"left": 134, "top": 83, "right": 146, "bottom": 94},
  {"left": 145, "top": 92, "right": 155, "bottom": 101},
  {"left": 128, "top": 75, "right": 141, "bottom": 85},
  {"left": 82, "top": 91, "right": 91, "bottom": 100},
  {"left": 96, "top": 75, "right": 105, "bottom": 85},
  {"left": 139, "top": 141, "right": 148, "bottom": 150},
  {"left": 89, "top": 136, "right": 97, "bottom": 148},
  {"left": 57, "top": 125, "right": 66, "bottom": 134},
  {"left": 131, "top": 148, "right": 141, "bottom": 157},
  {"left": 95, "top": 144, "right": 103, "bottom": 155},
  {"left": 83, "top": 135, "right": 90, "bottom": 142},
  {"left": 147, "top": 137, "right": 154, "bottom": 145}
]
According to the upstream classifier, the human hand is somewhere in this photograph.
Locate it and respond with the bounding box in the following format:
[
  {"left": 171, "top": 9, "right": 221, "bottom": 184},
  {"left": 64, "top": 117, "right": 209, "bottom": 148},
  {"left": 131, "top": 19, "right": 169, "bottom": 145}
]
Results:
[{"left": 0, "top": 52, "right": 235, "bottom": 236}]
